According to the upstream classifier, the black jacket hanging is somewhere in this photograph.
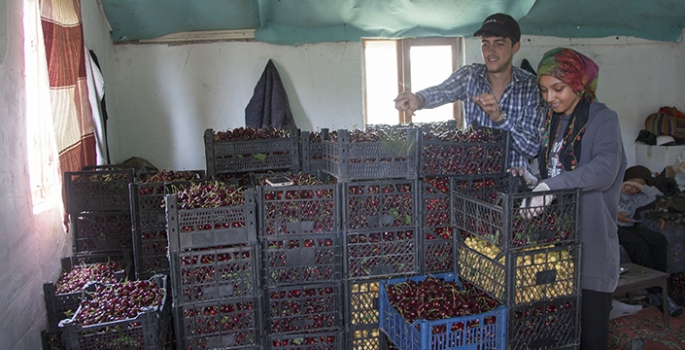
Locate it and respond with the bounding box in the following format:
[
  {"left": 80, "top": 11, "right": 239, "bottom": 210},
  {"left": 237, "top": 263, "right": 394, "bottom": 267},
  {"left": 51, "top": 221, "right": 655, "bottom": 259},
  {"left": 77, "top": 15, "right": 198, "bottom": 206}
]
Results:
[{"left": 245, "top": 59, "right": 296, "bottom": 129}]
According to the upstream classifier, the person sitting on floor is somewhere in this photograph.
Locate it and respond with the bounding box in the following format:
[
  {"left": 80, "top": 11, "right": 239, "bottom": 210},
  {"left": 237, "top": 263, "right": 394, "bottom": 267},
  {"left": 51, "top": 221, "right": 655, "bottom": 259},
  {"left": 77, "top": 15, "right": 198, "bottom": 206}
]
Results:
[{"left": 618, "top": 165, "right": 682, "bottom": 317}]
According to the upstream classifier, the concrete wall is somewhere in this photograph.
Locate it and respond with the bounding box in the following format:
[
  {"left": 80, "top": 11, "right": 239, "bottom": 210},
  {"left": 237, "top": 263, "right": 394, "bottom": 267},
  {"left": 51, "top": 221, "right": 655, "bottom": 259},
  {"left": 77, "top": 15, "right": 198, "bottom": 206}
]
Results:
[
  {"left": 107, "top": 33, "right": 685, "bottom": 171},
  {"left": 0, "top": 0, "right": 69, "bottom": 349}
]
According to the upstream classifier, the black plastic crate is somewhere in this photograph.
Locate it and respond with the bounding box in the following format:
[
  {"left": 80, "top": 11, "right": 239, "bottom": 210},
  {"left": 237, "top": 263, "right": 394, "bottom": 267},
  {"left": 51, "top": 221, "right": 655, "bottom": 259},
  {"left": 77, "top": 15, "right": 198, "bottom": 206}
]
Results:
[
  {"left": 205, "top": 128, "right": 300, "bottom": 176},
  {"left": 133, "top": 227, "right": 170, "bottom": 280},
  {"left": 268, "top": 330, "right": 344, "bottom": 350},
  {"left": 70, "top": 211, "right": 133, "bottom": 255},
  {"left": 452, "top": 187, "right": 580, "bottom": 251},
  {"left": 262, "top": 233, "right": 343, "bottom": 287},
  {"left": 44, "top": 254, "right": 127, "bottom": 331},
  {"left": 265, "top": 282, "right": 343, "bottom": 335},
  {"left": 343, "top": 178, "right": 418, "bottom": 231},
  {"left": 456, "top": 239, "right": 581, "bottom": 306},
  {"left": 41, "top": 330, "right": 65, "bottom": 350},
  {"left": 130, "top": 174, "right": 204, "bottom": 231},
  {"left": 508, "top": 295, "right": 581, "bottom": 350},
  {"left": 170, "top": 245, "right": 260, "bottom": 306},
  {"left": 173, "top": 296, "right": 263, "bottom": 350},
  {"left": 344, "top": 278, "right": 383, "bottom": 329},
  {"left": 321, "top": 128, "right": 419, "bottom": 181},
  {"left": 344, "top": 227, "right": 418, "bottom": 279},
  {"left": 65, "top": 169, "right": 135, "bottom": 213},
  {"left": 419, "top": 177, "right": 453, "bottom": 274},
  {"left": 301, "top": 130, "right": 326, "bottom": 172},
  {"left": 58, "top": 275, "right": 169, "bottom": 350},
  {"left": 165, "top": 190, "right": 257, "bottom": 252},
  {"left": 418, "top": 121, "right": 510, "bottom": 177},
  {"left": 257, "top": 181, "right": 341, "bottom": 237}
]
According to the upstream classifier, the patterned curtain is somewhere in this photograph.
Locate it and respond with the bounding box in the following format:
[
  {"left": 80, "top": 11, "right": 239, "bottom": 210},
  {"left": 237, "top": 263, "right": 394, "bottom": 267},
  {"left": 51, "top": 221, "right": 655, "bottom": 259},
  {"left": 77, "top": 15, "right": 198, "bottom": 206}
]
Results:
[{"left": 40, "top": 0, "right": 96, "bottom": 213}]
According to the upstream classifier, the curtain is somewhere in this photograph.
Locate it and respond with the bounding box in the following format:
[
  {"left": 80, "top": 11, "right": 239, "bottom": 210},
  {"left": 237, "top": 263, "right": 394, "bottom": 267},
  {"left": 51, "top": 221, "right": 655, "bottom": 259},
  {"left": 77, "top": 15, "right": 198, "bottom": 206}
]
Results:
[{"left": 41, "top": 0, "right": 95, "bottom": 227}]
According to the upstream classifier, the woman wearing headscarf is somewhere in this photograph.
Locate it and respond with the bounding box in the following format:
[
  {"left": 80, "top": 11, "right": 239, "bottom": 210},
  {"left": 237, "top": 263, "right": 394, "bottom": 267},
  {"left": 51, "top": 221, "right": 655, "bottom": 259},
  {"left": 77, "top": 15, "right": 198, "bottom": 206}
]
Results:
[{"left": 518, "top": 48, "right": 627, "bottom": 349}]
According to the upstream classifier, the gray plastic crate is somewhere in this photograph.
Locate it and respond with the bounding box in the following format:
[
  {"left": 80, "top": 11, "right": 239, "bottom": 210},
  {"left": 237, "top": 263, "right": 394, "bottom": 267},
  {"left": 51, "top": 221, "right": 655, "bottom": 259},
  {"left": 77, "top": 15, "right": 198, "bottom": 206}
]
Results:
[
  {"left": 58, "top": 274, "right": 169, "bottom": 350},
  {"left": 344, "top": 227, "right": 418, "bottom": 279},
  {"left": 418, "top": 121, "right": 510, "bottom": 177},
  {"left": 322, "top": 128, "right": 418, "bottom": 181},
  {"left": 508, "top": 295, "right": 581, "bottom": 350},
  {"left": 165, "top": 190, "right": 257, "bottom": 252},
  {"left": 257, "top": 181, "right": 341, "bottom": 237},
  {"left": 170, "top": 245, "right": 260, "bottom": 306},
  {"left": 265, "top": 281, "right": 343, "bottom": 335},
  {"left": 262, "top": 233, "right": 343, "bottom": 287},
  {"left": 342, "top": 178, "right": 418, "bottom": 231},
  {"left": 173, "top": 295, "right": 263, "bottom": 350},
  {"left": 268, "top": 330, "right": 345, "bottom": 350},
  {"left": 419, "top": 177, "right": 453, "bottom": 274},
  {"left": 300, "top": 130, "right": 326, "bottom": 172},
  {"left": 205, "top": 128, "right": 300, "bottom": 176},
  {"left": 346, "top": 325, "right": 382, "bottom": 350},
  {"left": 70, "top": 211, "right": 133, "bottom": 255},
  {"left": 65, "top": 169, "right": 135, "bottom": 213},
  {"left": 452, "top": 187, "right": 580, "bottom": 251}
]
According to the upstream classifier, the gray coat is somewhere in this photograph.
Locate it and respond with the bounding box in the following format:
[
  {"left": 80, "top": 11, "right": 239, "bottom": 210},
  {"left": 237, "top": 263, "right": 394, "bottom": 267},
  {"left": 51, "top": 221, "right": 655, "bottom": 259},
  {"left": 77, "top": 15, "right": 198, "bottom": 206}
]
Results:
[{"left": 543, "top": 102, "right": 627, "bottom": 293}]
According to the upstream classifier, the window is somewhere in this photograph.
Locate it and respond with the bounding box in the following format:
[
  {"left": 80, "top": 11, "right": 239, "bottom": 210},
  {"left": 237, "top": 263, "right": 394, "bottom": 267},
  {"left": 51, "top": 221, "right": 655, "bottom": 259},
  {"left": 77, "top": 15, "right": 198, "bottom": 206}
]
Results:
[
  {"left": 362, "top": 37, "right": 463, "bottom": 126},
  {"left": 24, "top": 0, "right": 61, "bottom": 213}
]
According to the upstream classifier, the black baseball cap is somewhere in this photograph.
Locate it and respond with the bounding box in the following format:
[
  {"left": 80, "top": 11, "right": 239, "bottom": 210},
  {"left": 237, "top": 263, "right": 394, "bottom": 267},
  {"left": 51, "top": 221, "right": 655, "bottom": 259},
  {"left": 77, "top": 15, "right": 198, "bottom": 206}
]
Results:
[{"left": 473, "top": 13, "right": 521, "bottom": 43}]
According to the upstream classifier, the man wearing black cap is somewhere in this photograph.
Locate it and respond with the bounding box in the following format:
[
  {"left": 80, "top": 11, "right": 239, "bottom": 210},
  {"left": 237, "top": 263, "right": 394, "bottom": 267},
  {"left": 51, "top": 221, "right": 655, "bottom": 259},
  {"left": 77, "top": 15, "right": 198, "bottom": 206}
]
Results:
[{"left": 394, "top": 13, "right": 543, "bottom": 171}]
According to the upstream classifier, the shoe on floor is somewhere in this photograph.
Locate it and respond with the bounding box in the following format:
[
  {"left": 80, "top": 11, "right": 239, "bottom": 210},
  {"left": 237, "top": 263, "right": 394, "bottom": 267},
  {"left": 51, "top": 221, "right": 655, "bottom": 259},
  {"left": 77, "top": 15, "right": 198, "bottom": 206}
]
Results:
[
  {"left": 648, "top": 292, "right": 683, "bottom": 317},
  {"left": 610, "top": 300, "right": 643, "bottom": 320}
]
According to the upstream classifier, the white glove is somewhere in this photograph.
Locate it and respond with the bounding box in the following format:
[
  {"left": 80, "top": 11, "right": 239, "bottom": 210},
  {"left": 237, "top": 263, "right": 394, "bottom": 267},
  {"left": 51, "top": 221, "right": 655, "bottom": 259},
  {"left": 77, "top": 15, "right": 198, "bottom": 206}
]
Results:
[
  {"left": 508, "top": 167, "right": 538, "bottom": 188},
  {"left": 520, "top": 182, "right": 554, "bottom": 219}
]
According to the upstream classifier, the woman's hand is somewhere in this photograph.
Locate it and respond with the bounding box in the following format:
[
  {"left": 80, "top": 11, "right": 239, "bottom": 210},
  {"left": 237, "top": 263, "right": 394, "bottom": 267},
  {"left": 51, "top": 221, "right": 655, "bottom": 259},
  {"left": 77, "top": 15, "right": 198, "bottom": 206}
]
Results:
[{"left": 507, "top": 167, "right": 538, "bottom": 188}]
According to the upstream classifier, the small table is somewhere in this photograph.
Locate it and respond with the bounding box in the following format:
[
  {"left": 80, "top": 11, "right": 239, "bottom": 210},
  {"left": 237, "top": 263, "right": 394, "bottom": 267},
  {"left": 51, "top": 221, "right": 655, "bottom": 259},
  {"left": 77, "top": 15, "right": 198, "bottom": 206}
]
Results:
[{"left": 613, "top": 263, "right": 669, "bottom": 327}]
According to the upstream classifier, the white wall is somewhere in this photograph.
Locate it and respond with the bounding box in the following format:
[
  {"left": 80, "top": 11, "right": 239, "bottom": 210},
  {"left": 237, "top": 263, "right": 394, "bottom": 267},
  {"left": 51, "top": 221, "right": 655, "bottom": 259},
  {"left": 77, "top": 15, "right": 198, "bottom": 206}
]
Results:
[
  {"left": 0, "top": 0, "right": 69, "bottom": 348},
  {"left": 107, "top": 33, "right": 685, "bottom": 171}
]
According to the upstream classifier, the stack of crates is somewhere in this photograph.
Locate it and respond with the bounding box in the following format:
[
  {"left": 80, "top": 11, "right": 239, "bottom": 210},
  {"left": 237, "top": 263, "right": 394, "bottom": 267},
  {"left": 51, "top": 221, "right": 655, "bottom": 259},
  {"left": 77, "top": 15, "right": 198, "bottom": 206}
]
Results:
[
  {"left": 165, "top": 189, "right": 262, "bottom": 350},
  {"left": 256, "top": 171, "right": 345, "bottom": 350},
  {"left": 129, "top": 170, "right": 205, "bottom": 279},
  {"left": 64, "top": 168, "right": 136, "bottom": 268},
  {"left": 343, "top": 178, "right": 420, "bottom": 350},
  {"left": 204, "top": 127, "right": 300, "bottom": 177},
  {"left": 452, "top": 185, "right": 582, "bottom": 350}
]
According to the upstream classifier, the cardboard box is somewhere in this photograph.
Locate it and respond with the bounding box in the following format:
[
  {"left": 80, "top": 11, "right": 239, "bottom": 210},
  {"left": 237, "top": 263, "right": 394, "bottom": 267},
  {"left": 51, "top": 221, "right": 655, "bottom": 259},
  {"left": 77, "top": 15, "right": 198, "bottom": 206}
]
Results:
[{"left": 635, "top": 142, "right": 685, "bottom": 174}]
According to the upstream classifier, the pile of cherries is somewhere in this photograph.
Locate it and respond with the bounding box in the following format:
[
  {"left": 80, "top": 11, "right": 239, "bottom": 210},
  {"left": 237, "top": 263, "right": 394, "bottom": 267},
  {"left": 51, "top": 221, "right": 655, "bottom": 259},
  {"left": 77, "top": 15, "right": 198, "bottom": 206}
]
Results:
[
  {"left": 55, "top": 261, "right": 121, "bottom": 294},
  {"left": 213, "top": 126, "right": 290, "bottom": 141}
]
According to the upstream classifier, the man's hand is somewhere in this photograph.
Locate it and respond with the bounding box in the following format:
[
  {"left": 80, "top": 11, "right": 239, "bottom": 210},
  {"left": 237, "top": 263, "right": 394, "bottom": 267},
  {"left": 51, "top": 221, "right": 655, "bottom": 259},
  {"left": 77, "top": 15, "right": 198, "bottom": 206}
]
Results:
[
  {"left": 617, "top": 211, "right": 635, "bottom": 224},
  {"left": 471, "top": 93, "right": 505, "bottom": 123},
  {"left": 394, "top": 91, "right": 421, "bottom": 116},
  {"left": 621, "top": 180, "right": 644, "bottom": 194}
]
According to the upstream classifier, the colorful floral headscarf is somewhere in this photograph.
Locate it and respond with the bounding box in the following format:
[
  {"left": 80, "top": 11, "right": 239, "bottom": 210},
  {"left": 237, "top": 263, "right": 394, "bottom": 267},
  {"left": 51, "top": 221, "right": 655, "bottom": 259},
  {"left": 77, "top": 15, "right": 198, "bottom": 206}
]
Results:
[{"left": 537, "top": 48, "right": 599, "bottom": 102}]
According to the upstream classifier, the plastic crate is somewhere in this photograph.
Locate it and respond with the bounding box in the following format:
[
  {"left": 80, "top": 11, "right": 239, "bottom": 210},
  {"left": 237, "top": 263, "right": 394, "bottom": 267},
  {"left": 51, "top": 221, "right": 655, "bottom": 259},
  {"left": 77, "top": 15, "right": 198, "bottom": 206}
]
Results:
[
  {"left": 258, "top": 181, "right": 340, "bottom": 237},
  {"left": 130, "top": 175, "right": 204, "bottom": 231},
  {"left": 262, "top": 233, "right": 343, "bottom": 287},
  {"left": 343, "top": 179, "right": 418, "bottom": 231},
  {"left": 508, "top": 295, "right": 581, "bottom": 350},
  {"left": 44, "top": 254, "right": 128, "bottom": 331},
  {"left": 456, "top": 239, "right": 581, "bottom": 306},
  {"left": 301, "top": 130, "right": 326, "bottom": 172},
  {"left": 419, "top": 178, "right": 453, "bottom": 274},
  {"left": 344, "top": 278, "right": 383, "bottom": 328},
  {"left": 205, "top": 128, "right": 300, "bottom": 176},
  {"left": 344, "top": 227, "right": 418, "bottom": 279},
  {"left": 265, "top": 282, "right": 343, "bottom": 335},
  {"left": 170, "top": 245, "right": 260, "bottom": 306},
  {"left": 58, "top": 274, "right": 169, "bottom": 350},
  {"left": 268, "top": 330, "right": 344, "bottom": 350},
  {"left": 452, "top": 187, "right": 580, "bottom": 251},
  {"left": 321, "top": 128, "right": 419, "bottom": 181},
  {"left": 41, "top": 330, "right": 65, "bottom": 350},
  {"left": 70, "top": 211, "right": 133, "bottom": 255},
  {"left": 173, "top": 296, "right": 263, "bottom": 350},
  {"left": 418, "top": 122, "right": 510, "bottom": 177},
  {"left": 379, "top": 272, "right": 507, "bottom": 350},
  {"left": 65, "top": 169, "right": 135, "bottom": 213},
  {"left": 165, "top": 190, "right": 257, "bottom": 252},
  {"left": 347, "top": 325, "right": 382, "bottom": 350}
]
